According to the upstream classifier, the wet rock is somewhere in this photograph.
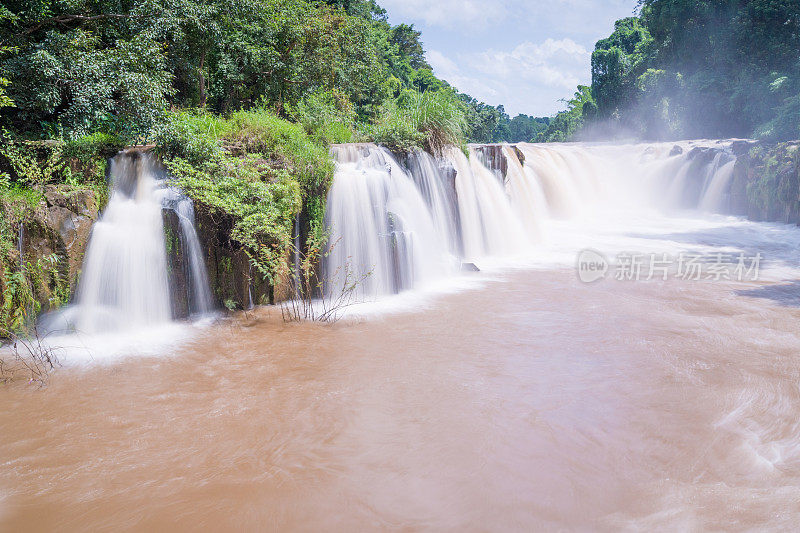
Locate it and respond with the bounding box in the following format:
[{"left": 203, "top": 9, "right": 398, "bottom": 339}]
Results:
[
  {"left": 162, "top": 209, "right": 191, "bottom": 319},
  {"left": 669, "top": 145, "right": 683, "bottom": 157},
  {"left": 472, "top": 145, "right": 508, "bottom": 182},
  {"left": 461, "top": 262, "right": 480, "bottom": 272},
  {"left": 732, "top": 139, "right": 759, "bottom": 156},
  {"left": 513, "top": 146, "right": 526, "bottom": 165},
  {"left": 15, "top": 186, "right": 99, "bottom": 309},
  {"left": 193, "top": 207, "right": 271, "bottom": 310}
]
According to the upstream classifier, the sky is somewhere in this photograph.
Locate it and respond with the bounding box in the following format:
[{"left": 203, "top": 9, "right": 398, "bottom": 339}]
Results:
[{"left": 380, "top": 0, "right": 639, "bottom": 117}]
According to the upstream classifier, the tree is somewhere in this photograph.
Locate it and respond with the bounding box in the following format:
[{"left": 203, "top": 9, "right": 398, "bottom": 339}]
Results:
[
  {"left": 537, "top": 86, "right": 595, "bottom": 142},
  {"left": 591, "top": 17, "right": 653, "bottom": 121},
  {"left": 389, "top": 24, "right": 428, "bottom": 70},
  {"left": 0, "top": 0, "right": 173, "bottom": 138}
]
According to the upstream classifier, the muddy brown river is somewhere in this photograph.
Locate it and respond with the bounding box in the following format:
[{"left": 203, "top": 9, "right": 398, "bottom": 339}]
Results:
[{"left": 2, "top": 269, "right": 800, "bottom": 531}]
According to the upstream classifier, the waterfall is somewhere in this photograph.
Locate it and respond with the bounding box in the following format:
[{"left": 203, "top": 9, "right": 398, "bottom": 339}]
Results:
[
  {"left": 517, "top": 144, "right": 585, "bottom": 217},
  {"left": 324, "top": 144, "right": 455, "bottom": 298},
  {"left": 448, "top": 147, "right": 527, "bottom": 259},
  {"left": 501, "top": 145, "right": 547, "bottom": 240},
  {"left": 323, "top": 142, "right": 735, "bottom": 297},
  {"left": 29, "top": 140, "right": 746, "bottom": 332},
  {"left": 699, "top": 159, "right": 737, "bottom": 212},
  {"left": 43, "top": 150, "right": 212, "bottom": 334},
  {"left": 404, "top": 150, "right": 461, "bottom": 255},
  {"left": 17, "top": 223, "right": 24, "bottom": 266},
  {"left": 72, "top": 151, "right": 172, "bottom": 332},
  {"left": 162, "top": 189, "right": 214, "bottom": 315},
  {"left": 321, "top": 140, "right": 745, "bottom": 301}
]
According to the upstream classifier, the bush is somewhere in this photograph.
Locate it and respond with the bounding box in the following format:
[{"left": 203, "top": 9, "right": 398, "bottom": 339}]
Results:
[
  {"left": 159, "top": 107, "right": 334, "bottom": 285},
  {"left": 154, "top": 111, "right": 231, "bottom": 165},
  {"left": 166, "top": 155, "right": 302, "bottom": 285},
  {"left": 63, "top": 132, "right": 126, "bottom": 163},
  {"left": 292, "top": 89, "right": 357, "bottom": 145},
  {"left": 755, "top": 94, "right": 800, "bottom": 142},
  {"left": 225, "top": 108, "right": 334, "bottom": 194},
  {"left": 368, "top": 89, "right": 467, "bottom": 155}
]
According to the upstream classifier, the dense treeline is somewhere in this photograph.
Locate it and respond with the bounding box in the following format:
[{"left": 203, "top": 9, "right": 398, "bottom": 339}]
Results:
[
  {"left": 542, "top": 0, "right": 800, "bottom": 142},
  {"left": 0, "top": 0, "right": 545, "bottom": 144}
]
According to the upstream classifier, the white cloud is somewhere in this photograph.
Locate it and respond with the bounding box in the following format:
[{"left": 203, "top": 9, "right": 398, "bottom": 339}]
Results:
[
  {"left": 381, "top": 0, "right": 639, "bottom": 115},
  {"left": 427, "top": 40, "right": 591, "bottom": 116},
  {"left": 472, "top": 39, "right": 590, "bottom": 90},
  {"left": 427, "top": 50, "right": 500, "bottom": 99},
  {"left": 380, "top": 0, "right": 510, "bottom": 31}
]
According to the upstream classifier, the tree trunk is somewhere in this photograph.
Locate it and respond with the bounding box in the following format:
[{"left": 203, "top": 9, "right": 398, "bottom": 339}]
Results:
[{"left": 198, "top": 50, "right": 207, "bottom": 107}]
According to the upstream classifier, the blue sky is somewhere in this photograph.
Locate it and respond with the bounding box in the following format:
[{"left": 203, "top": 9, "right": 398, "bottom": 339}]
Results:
[{"left": 380, "top": 0, "right": 639, "bottom": 117}]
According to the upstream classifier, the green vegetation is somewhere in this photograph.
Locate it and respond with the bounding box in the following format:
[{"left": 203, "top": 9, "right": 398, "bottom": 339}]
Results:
[
  {"left": 746, "top": 144, "right": 800, "bottom": 221},
  {"left": 547, "top": 1, "right": 800, "bottom": 141},
  {"left": 369, "top": 89, "right": 467, "bottom": 155},
  {"left": 537, "top": 87, "right": 595, "bottom": 142},
  {"left": 0, "top": 186, "right": 71, "bottom": 337},
  {"left": 458, "top": 97, "right": 550, "bottom": 143},
  {"left": 0, "top": 0, "right": 529, "bottom": 145},
  {"left": 290, "top": 89, "right": 357, "bottom": 145},
  {"left": 0, "top": 0, "right": 551, "bottom": 329},
  {"left": 156, "top": 108, "right": 329, "bottom": 285}
]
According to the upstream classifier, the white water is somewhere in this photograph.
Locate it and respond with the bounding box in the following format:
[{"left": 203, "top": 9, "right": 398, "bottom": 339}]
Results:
[
  {"left": 502, "top": 145, "right": 548, "bottom": 239},
  {"left": 700, "top": 159, "right": 737, "bottom": 212},
  {"left": 42, "top": 151, "right": 212, "bottom": 336},
  {"left": 325, "top": 145, "right": 455, "bottom": 298},
  {"left": 450, "top": 147, "right": 527, "bottom": 259},
  {"left": 72, "top": 152, "right": 172, "bottom": 332},
  {"left": 404, "top": 150, "right": 460, "bottom": 255},
  {"left": 162, "top": 188, "right": 214, "bottom": 315},
  {"left": 324, "top": 140, "right": 800, "bottom": 301}
]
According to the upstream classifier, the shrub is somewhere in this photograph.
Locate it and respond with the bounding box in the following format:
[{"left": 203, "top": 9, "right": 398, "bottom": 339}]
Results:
[
  {"left": 63, "top": 132, "right": 125, "bottom": 163},
  {"left": 166, "top": 155, "right": 302, "bottom": 285},
  {"left": 291, "top": 89, "right": 357, "bottom": 145},
  {"left": 154, "top": 110, "right": 231, "bottom": 165},
  {"left": 159, "top": 108, "right": 334, "bottom": 285},
  {"left": 368, "top": 89, "right": 467, "bottom": 155},
  {"left": 225, "top": 108, "right": 334, "bottom": 194}
]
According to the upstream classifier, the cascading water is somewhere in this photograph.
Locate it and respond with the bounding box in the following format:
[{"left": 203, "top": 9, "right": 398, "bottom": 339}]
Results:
[
  {"left": 404, "top": 150, "right": 461, "bottom": 255},
  {"left": 501, "top": 144, "right": 547, "bottom": 239},
  {"left": 325, "top": 144, "right": 455, "bottom": 298},
  {"left": 517, "top": 144, "right": 586, "bottom": 217},
  {"left": 699, "top": 158, "right": 737, "bottom": 212},
  {"left": 72, "top": 151, "right": 172, "bottom": 332},
  {"left": 448, "top": 147, "right": 527, "bottom": 259},
  {"left": 323, "top": 140, "right": 744, "bottom": 300},
  {"left": 161, "top": 188, "right": 214, "bottom": 316},
  {"left": 17, "top": 223, "right": 24, "bottom": 265},
  {"left": 43, "top": 150, "right": 212, "bottom": 334}
]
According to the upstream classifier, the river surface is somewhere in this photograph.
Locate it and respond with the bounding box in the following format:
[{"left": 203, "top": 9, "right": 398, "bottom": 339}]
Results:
[
  {"left": 3, "top": 247, "right": 800, "bottom": 530},
  {"left": 4, "top": 139, "right": 800, "bottom": 530}
]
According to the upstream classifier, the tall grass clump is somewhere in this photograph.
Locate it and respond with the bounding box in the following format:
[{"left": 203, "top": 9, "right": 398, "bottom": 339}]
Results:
[{"left": 369, "top": 89, "right": 468, "bottom": 155}]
